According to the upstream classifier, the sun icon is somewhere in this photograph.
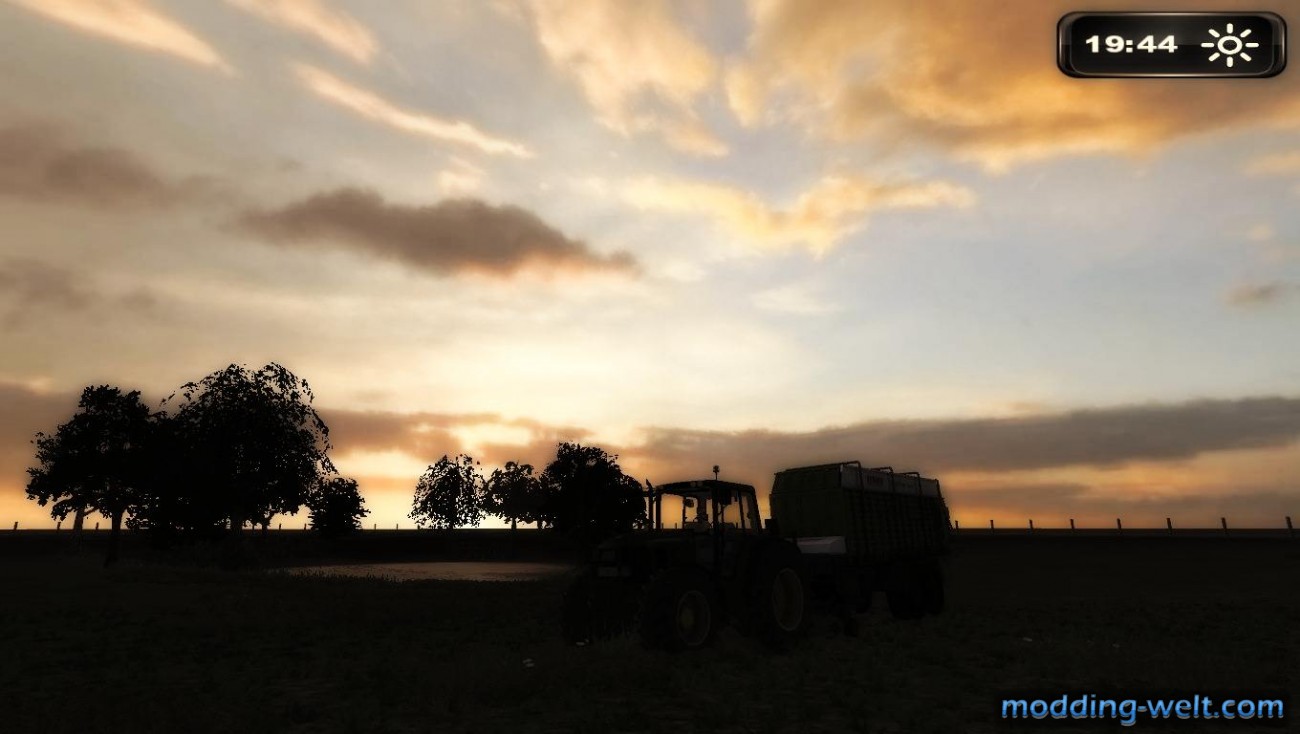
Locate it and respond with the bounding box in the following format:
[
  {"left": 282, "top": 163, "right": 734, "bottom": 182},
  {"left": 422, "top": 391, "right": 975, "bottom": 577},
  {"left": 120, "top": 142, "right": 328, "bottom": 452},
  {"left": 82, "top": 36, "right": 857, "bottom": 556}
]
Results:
[{"left": 1201, "top": 23, "right": 1261, "bottom": 68}]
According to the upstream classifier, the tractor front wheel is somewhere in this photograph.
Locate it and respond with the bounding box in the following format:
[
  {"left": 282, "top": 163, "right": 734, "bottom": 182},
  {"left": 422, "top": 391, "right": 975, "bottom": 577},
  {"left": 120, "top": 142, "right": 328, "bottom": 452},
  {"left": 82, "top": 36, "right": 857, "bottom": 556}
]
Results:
[
  {"left": 744, "top": 544, "right": 808, "bottom": 649},
  {"left": 637, "top": 568, "right": 720, "bottom": 651}
]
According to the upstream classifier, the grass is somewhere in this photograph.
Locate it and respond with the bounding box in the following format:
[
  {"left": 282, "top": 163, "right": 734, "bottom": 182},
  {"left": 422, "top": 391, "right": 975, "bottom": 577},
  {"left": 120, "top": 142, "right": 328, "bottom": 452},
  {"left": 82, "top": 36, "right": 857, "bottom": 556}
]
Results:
[{"left": 1, "top": 537, "right": 1296, "bottom": 733}]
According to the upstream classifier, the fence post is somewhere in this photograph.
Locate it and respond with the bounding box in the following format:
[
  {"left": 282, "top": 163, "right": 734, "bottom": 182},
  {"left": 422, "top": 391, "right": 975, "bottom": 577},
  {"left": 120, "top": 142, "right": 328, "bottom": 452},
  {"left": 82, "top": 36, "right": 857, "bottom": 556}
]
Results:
[
  {"left": 1288, "top": 516, "right": 1294, "bottom": 539},
  {"left": 278, "top": 523, "right": 282, "bottom": 530},
  {"left": 1069, "top": 518, "right": 1075, "bottom": 533},
  {"left": 11, "top": 522, "right": 16, "bottom": 531},
  {"left": 1221, "top": 517, "right": 1229, "bottom": 538},
  {"left": 990, "top": 519, "right": 995, "bottom": 533},
  {"left": 1028, "top": 519, "right": 1034, "bottom": 533},
  {"left": 94, "top": 522, "right": 99, "bottom": 531},
  {"left": 1116, "top": 517, "right": 1123, "bottom": 536},
  {"left": 395, "top": 524, "right": 399, "bottom": 530},
  {"left": 303, "top": 523, "right": 307, "bottom": 530},
  {"left": 953, "top": 519, "right": 959, "bottom": 531},
  {"left": 1166, "top": 517, "right": 1173, "bottom": 535}
]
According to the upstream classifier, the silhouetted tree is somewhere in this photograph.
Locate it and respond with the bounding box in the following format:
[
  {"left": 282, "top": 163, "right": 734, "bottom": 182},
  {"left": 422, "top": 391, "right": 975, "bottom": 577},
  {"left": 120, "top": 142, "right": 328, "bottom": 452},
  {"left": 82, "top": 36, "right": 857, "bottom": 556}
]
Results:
[
  {"left": 162, "top": 363, "right": 334, "bottom": 538},
  {"left": 26, "top": 386, "right": 153, "bottom": 566},
  {"left": 538, "top": 443, "right": 646, "bottom": 544},
  {"left": 482, "top": 461, "right": 543, "bottom": 531},
  {"left": 126, "top": 412, "right": 227, "bottom": 544},
  {"left": 307, "top": 476, "right": 369, "bottom": 538},
  {"left": 411, "top": 454, "right": 484, "bottom": 529}
]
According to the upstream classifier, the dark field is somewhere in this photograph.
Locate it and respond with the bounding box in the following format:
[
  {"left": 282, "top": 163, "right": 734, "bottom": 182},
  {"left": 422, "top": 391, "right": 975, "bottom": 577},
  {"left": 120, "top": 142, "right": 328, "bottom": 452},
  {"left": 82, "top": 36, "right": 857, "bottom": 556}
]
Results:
[{"left": 1, "top": 534, "right": 1296, "bottom": 733}]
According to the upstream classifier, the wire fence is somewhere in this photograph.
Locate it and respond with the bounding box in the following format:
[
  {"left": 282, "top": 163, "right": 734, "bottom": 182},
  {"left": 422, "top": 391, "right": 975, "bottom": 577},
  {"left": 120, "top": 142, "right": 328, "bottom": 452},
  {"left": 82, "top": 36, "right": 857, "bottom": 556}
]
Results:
[{"left": 952, "top": 515, "right": 1295, "bottom": 538}]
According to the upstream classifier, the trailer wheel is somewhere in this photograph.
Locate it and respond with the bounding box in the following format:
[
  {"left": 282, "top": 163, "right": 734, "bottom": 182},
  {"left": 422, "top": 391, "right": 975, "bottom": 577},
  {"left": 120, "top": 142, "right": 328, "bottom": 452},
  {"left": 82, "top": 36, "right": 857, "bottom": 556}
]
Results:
[
  {"left": 637, "top": 568, "right": 719, "bottom": 651},
  {"left": 921, "top": 559, "right": 945, "bottom": 615},
  {"left": 745, "top": 543, "right": 808, "bottom": 648},
  {"left": 886, "top": 563, "right": 924, "bottom": 621}
]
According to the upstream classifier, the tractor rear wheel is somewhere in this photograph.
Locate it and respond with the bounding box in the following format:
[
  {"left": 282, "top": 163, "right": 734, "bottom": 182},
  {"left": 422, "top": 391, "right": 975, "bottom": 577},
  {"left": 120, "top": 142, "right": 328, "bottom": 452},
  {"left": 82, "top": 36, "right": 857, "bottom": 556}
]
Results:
[
  {"left": 886, "top": 563, "right": 925, "bottom": 621},
  {"left": 637, "top": 568, "right": 720, "bottom": 651},
  {"left": 745, "top": 543, "right": 808, "bottom": 649}
]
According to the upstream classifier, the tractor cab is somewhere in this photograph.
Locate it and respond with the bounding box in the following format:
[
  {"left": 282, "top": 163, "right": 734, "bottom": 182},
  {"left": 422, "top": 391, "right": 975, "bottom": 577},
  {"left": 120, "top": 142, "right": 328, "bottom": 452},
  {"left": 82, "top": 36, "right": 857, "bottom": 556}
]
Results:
[{"left": 648, "top": 479, "right": 763, "bottom": 534}]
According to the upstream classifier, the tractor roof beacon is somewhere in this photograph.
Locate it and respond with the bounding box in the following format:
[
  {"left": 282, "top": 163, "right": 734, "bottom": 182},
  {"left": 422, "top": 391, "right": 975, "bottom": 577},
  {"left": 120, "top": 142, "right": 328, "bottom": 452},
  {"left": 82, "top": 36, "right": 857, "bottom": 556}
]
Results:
[{"left": 561, "top": 461, "right": 952, "bottom": 651}]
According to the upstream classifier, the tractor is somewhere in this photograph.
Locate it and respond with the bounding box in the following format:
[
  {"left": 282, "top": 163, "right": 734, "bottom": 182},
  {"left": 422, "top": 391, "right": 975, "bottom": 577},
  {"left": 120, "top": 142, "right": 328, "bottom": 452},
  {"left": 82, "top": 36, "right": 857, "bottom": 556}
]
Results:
[
  {"left": 561, "top": 462, "right": 951, "bottom": 651},
  {"left": 561, "top": 475, "right": 806, "bottom": 651}
]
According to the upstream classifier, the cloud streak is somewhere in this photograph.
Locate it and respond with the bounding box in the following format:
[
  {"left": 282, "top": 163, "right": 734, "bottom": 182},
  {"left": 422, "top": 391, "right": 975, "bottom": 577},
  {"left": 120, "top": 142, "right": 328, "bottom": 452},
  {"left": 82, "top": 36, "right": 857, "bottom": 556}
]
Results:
[
  {"left": 238, "top": 187, "right": 638, "bottom": 277},
  {"left": 226, "top": 0, "right": 376, "bottom": 64},
  {"left": 0, "top": 124, "right": 224, "bottom": 208},
  {"left": 6, "top": 0, "right": 230, "bottom": 72},
  {"left": 526, "top": 0, "right": 726, "bottom": 156},
  {"left": 623, "top": 174, "right": 973, "bottom": 255},
  {"left": 0, "top": 259, "right": 158, "bottom": 331},
  {"left": 628, "top": 396, "right": 1300, "bottom": 479},
  {"left": 294, "top": 64, "right": 532, "bottom": 157},
  {"left": 1224, "top": 281, "right": 1298, "bottom": 307}
]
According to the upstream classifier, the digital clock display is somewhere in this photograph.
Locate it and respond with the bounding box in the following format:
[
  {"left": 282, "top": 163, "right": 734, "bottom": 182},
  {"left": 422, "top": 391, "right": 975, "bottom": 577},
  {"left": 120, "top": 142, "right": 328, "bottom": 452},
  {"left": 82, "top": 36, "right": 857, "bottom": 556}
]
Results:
[{"left": 1059, "top": 12, "right": 1287, "bottom": 77}]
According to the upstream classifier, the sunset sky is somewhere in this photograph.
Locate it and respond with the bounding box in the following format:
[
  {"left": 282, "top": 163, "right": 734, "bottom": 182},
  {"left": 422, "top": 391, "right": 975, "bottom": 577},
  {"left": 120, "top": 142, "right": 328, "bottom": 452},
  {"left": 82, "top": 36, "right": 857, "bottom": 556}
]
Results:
[{"left": 2, "top": 0, "right": 1298, "bottom": 530}]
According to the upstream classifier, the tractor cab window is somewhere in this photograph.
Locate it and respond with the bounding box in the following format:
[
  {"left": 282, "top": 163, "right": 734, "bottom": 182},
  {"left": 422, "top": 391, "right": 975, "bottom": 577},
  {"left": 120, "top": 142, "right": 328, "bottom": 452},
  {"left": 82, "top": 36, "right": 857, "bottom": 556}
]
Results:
[
  {"left": 681, "top": 494, "right": 711, "bottom": 531},
  {"left": 716, "top": 491, "right": 740, "bottom": 529},
  {"left": 740, "top": 492, "right": 760, "bottom": 531}
]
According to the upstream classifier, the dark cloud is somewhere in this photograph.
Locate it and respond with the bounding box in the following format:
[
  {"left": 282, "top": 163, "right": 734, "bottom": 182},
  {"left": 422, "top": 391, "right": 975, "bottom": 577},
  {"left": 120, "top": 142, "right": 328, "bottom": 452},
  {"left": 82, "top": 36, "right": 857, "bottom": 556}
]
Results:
[
  {"left": 238, "top": 187, "right": 639, "bottom": 277},
  {"left": 0, "top": 124, "right": 222, "bottom": 207},
  {"left": 627, "top": 396, "right": 1300, "bottom": 481},
  {"left": 1225, "top": 281, "right": 1298, "bottom": 307},
  {"left": 0, "top": 259, "right": 157, "bottom": 330}
]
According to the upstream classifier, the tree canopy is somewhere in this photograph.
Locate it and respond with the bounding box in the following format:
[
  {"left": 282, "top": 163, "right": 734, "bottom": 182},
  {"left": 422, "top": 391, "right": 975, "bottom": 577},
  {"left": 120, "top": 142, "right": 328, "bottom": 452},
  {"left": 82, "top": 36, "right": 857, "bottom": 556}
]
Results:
[
  {"left": 538, "top": 443, "right": 646, "bottom": 543},
  {"left": 26, "top": 385, "right": 154, "bottom": 565},
  {"left": 411, "top": 454, "right": 484, "bottom": 529},
  {"left": 481, "top": 461, "right": 543, "bottom": 531},
  {"left": 161, "top": 363, "right": 334, "bottom": 534},
  {"left": 307, "top": 476, "right": 369, "bottom": 538}
]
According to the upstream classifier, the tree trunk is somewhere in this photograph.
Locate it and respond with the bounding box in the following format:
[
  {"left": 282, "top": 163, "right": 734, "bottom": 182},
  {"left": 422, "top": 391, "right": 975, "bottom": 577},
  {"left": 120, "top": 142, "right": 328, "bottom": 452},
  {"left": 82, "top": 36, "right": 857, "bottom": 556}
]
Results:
[
  {"left": 73, "top": 507, "right": 86, "bottom": 531},
  {"left": 104, "top": 510, "right": 123, "bottom": 568}
]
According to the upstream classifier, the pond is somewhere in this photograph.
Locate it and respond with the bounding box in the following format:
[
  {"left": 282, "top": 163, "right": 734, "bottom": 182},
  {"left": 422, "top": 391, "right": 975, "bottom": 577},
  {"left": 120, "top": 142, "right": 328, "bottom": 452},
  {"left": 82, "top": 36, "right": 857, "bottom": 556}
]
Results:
[{"left": 282, "top": 561, "right": 575, "bottom": 582}]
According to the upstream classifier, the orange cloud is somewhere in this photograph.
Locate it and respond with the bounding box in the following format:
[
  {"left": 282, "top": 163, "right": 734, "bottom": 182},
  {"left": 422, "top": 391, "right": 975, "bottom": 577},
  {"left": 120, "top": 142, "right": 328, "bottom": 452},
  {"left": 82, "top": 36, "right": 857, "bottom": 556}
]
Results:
[
  {"left": 727, "top": 0, "right": 1300, "bottom": 170},
  {"left": 7, "top": 0, "right": 230, "bottom": 72},
  {"left": 294, "top": 63, "right": 532, "bottom": 157},
  {"left": 526, "top": 0, "right": 726, "bottom": 156},
  {"left": 1243, "top": 150, "right": 1300, "bottom": 176},
  {"left": 623, "top": 174, "right": 973, "bottom": 255},
  {"left": 226, "top": 0, "right": 376, "bottom": 64}
]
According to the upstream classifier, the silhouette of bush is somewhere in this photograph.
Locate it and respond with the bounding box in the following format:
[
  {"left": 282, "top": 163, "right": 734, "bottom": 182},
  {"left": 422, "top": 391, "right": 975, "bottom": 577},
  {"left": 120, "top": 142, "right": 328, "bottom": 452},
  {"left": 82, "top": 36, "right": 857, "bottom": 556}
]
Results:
[
  {"left": 482, "top": 461, "right": 544, "bottom": 531},
  {"left": 308, "top": 476, "right": 369, "bottom": 538},
  {"left": 411, "top": 454, "right": 485, "bottom": 529}
]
